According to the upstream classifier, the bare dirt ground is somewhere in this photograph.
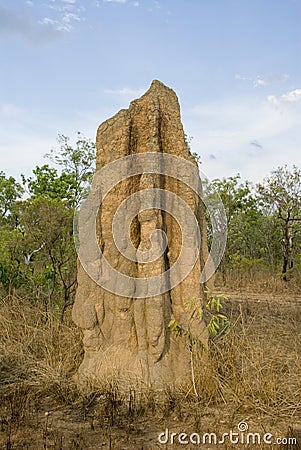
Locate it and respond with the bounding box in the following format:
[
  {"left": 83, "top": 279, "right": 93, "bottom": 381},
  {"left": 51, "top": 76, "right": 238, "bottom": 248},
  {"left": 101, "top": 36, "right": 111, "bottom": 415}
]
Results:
[
  {"left": 1, "top": 290, "right": 301, "bottom": 449},
  {"left": 4, "top": 409, "right": 299, "bottom": 449}
]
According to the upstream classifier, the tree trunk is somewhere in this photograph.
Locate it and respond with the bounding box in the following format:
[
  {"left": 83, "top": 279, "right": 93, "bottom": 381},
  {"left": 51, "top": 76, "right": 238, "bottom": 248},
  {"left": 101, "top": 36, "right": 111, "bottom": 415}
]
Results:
[
  {"left": 282, "top": 219, "right": 291, "bottom": 281},
  {"left": 282, "top": 255, "right": 288, "bottom": 281}
]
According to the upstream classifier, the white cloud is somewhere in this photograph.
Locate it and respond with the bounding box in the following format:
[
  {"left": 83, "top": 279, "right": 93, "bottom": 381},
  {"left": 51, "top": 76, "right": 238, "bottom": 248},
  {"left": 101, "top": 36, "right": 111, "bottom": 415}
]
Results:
[
  {"left": 235, "top": 74, "right": 252, "bottom": 82},
  {"left": 254, "top": 78, "right": 269, "bottom": 87},
  {"left": 282, "top": 88, "right": 301, "bottom": 103},
  {"left": 253, "top": 74, "right": 289, "bottom": 88},
  {"left": 187, "top": 94, "right": 301, "bottom": 182},
  {"left": 39, "top": 16, "right": 73, "bottom": 31},
  {"left": 57, "top": 23, "right": 73, "bottom": 31},
  {"left": 45, "top": 0, "right": 84, "bottom": 14},
  {"left": 0, "top": 6, "right": 61, "bottom": 42},
  {"left": 39, "top": 9, "right": 81, "bottom": 32},
  {"left": 267, "top": 95, "right": 279, "bottom": 106},
  {"left": 39, "top": 17, "right": 57, "bottom": 26},
  {"left": 267, "top": 88, "right": 301, "bottom": 106},
  {"left": 101, "top": 0, "right": 140, "bottom": 8},
  {"left": 39, "top": 0, "right": 86, "bottom": 32},
  {"left": 40, "top": 18, "right": 73, "bottom": 32},
  {"left": 62, "top": 12, "right": 81, "bottom": 23},
  {"left": 104, "top": 87, "right": 145, "bottom": 96},
  {"left": 235, "top": 73, "right": 289, "bottom": 88},
  {"left": 103, "top": 0, "right": 127, "bottom": 3},
  {"left": 26, "top": 0, "right": 34, "bottom": 6}
]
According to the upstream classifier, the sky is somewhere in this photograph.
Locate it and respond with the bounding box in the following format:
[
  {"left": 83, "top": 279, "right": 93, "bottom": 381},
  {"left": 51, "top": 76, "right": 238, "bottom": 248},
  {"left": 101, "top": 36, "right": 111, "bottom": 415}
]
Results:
[{"left": 0, "top": 0, "right": 300, "bottom": 184}]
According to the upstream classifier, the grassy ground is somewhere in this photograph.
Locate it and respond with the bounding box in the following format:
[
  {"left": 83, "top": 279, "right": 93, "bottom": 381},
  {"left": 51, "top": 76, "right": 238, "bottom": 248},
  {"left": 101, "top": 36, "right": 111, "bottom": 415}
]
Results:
[{"left": 0, "top": 290, "right": 301, "bottom": 449}]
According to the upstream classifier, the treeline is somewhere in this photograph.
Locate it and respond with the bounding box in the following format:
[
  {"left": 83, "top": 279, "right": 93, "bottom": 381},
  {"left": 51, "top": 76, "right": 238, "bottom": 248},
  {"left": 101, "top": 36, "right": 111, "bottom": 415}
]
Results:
[
  {"left": 206, "top": 168, "right": 301, "bottom": 288},
  {"left": 0, "top": 134, "right": 300, "bottom": 320},
  {"left": 0, "top": 133, "right": 95, "bottom": 321}
]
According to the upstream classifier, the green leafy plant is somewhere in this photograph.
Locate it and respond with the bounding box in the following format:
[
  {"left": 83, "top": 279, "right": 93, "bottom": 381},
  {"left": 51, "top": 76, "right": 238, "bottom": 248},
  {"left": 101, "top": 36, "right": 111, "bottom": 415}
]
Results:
[
  {"left": 204, "top": 291, "right": 231, "bottom": 337},
  {"left": 168, "top": 290, "right": 231, "bottom": 397},
  {"left": 168, "top": 290, "right": 230, "bottom": 340}
]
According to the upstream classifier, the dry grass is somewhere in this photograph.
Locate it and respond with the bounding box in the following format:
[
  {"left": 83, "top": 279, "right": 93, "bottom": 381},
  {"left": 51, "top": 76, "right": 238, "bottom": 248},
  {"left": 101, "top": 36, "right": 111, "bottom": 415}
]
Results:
[
  {"left": 216, "top": 265, "right": 301, "bottom": 294},
  {"left": 0, "top": 295, "right": 82, "bottom": 400},
  {"left": 0, "top": 292, "right": 301, "bottom": 448},
  {"left": 199, "top": 295, "right": 301, "bottom": 418}
]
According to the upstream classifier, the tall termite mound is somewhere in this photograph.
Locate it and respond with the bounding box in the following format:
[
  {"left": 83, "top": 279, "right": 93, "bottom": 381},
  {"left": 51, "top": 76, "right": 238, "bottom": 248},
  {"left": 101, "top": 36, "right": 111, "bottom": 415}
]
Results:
[{"left": 72, "top": 80, "right": 210, "bottom": 389}]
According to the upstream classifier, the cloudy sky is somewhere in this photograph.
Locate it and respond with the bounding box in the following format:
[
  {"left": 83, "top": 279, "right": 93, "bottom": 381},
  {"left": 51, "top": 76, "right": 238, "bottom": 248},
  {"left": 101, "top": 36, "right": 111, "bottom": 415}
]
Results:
[{"left": 1, "top": 0, "right": 300, "bottom": 183}]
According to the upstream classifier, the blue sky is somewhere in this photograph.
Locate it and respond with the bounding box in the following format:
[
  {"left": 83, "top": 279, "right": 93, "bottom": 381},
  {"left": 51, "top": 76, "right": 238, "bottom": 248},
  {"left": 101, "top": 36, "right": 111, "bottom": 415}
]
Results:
[{"left": 0, "top": 0, "right": 300, "bottom": 183}]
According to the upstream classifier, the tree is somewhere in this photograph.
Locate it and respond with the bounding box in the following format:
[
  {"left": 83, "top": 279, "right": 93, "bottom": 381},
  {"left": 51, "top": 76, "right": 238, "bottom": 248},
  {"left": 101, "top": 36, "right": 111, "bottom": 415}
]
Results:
[
  {"left": 45, "top": 132, "right": 95, "bottom": 205},
  {"left": 18, "top": 197, "right": 77, "bottom": 320},
  {"left": 23, "top": 164, "right": 79, "bottom": 207},
  {"left": 205, "top": 175, "right": 262, "bottom": 283},
  {"left": 0, "top": 196, "right": 77, "bottom": 318},
  {"left": 208, "top": 175, "right": 256, "bottom": 224},
  {"left": 0, "top": 225, "right": 27, "bottom": 293},
  {"left": 0, "top": 172, "right": 23, "bottom": 223},
  {"left": 0, "top": 132, "right": 95, "bottom": 318},
  {"left": 257, "top": 165, "right": 301, "bottom": 280},
  {"left": 22, "top": 133, "right": 95, "bottom": 207},
  {"left": 0, "top": 172, "right": 25, "bottom": 293}
]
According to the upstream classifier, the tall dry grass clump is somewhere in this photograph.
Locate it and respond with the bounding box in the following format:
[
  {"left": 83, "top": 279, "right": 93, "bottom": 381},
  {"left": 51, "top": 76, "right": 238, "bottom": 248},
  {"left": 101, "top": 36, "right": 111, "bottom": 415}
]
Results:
[
  {"left": 194, "top": 295, "right": 301, "bottom": 419},
  {"left": 0, "top": 294, "right": 82, "bottom": 403}
]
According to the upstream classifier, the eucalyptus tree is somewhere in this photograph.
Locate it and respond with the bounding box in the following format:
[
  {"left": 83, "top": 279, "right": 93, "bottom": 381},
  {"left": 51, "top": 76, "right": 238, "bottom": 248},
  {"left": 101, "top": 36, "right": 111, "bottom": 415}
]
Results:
[{"left": 257, "top": 165, "right": 301, "bottom": 280}]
